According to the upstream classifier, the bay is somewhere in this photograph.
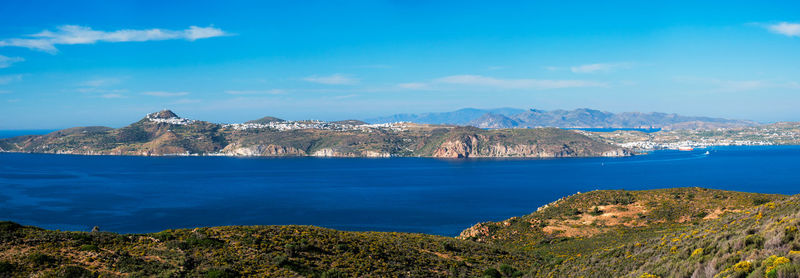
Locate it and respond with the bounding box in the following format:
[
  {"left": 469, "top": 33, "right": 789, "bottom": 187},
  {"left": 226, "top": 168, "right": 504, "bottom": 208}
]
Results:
[{"left": 1, "top": 145, "right": 798, "bottom": 236}]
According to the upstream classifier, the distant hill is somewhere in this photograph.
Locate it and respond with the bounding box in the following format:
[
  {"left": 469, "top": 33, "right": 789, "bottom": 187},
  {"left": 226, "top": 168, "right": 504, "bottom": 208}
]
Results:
[
  {"left": 367, "top": 108, "right": 757, "bottom": 130},
  {"left": 245, "top": 116, "right": 285, "bottom": 124},
  {"left": 365, "top": 107, "right": 525, "bottom": 125},
  {"left": 0, "top": 109, "right": 629, "bottom": 158}
]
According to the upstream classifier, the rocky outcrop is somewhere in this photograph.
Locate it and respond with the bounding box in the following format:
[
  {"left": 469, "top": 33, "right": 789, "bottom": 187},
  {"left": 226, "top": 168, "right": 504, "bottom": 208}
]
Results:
[
  {"left": 431, "top": 136, "right": 630, "bottom": 158},
  {"left": 457, "top": 223, "right": 492, "bottom": 241},
  {"left": 432, "top": 135, "right": 480, "bottom": 158},
  {"left": 221, "top": 143, "right": 305, "bottom": 156}
]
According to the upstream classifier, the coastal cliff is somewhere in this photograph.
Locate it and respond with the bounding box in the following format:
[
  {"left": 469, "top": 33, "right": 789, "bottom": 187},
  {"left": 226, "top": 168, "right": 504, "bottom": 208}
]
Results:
[{"left": 0, "top": 110, "right": 631, "bottom": 158}]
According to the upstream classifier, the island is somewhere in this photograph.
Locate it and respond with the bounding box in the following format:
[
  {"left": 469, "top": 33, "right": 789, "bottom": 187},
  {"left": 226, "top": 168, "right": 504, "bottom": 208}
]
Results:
[{"left": 0, "top": 110, "right": 630, "bottom": 158}]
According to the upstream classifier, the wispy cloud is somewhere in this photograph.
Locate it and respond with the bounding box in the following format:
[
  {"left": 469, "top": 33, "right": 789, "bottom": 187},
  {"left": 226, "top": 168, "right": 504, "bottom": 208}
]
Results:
[
  {"left": 570, "top": 62, "right": 634, "bottom": 74},
  {"left": 434, "top": 75, "right": 605, "bottom": 89},
  {"left": 75, "top": 88, "right": 127, "bottom": 94},
  {"left": 303, "top": 74, "right": 359, "bottom": 85},
  {"left": 0, "top": 74, "right": 22, "bottom": 84},
  {"left": 74, "top": 77, "right": 126, "bottom": 94},
  {"left": 396, "top": 83, "right": 430, "bottom": 90},
  {"left": 0, "top": 25, "right": 229, "bottom": 53},
  {"left": 765, "top": 22, "right": 800, "bottom": 37},
  {"left": 676, "top": 77, "right": 800, "bottom": 92},
  {"left": 100, "top": 94, "right": 124, "bottom": 99},
  {"left": 225, "top": 89, "right": 285, "bottom": 95},
  {"left": 81, "top": 77, "right": 122, "bottom": 87},
  {"left": 0, "top": 55, "right": 24, "bottom": 68},
  {"left": 143, "top": 91, "right": 190, "bottom": 97},
  {"left": 172, "top": 98, "right": 201, "bottom": 104},
  {"left": 0, "top": 90, "right": 10, "bottom": 94}
]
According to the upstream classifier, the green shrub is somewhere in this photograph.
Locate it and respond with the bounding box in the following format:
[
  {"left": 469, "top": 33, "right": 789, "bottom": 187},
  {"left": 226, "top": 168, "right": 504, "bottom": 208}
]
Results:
[
  {"left": 320, "top": 269, "right": 346, "bottom": 278},
  {"left": 79, "top": 244, "right": 100, "bottom": 252},
  {"left": 184, "top": 236, "right": 224, "bottom": 248},
  {"left": 745, "top": 234, "right": 765, "bottom": 248},
  {"left": 0, "top": 221, "right": 23, "bottom": 233},
  {"left": 590, "top": 207, "right": 604, "bottom": 216},
  {"left": 770, "top": 263, "right": 800, "bottom": 278},
  {"left": 42, "top": 266, "right": 97, "bottom": 278},
  {"left": 483, "top": 268, "right": 501, "bottom": 278},
  {"left": 27, "top": 253, "right": 56, "bottom": 266},
  {"left": 0, "top": 261, "right": 15, "bottom": 273},
  {"left": 205, "top": 268, "right": 240, "bottom": 278}
]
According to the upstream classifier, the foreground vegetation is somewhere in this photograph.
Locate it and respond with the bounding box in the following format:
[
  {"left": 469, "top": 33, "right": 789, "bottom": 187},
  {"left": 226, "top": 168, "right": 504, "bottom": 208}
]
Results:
[{"left": 2, "top": 188, "right": 799, "bottom": 277}]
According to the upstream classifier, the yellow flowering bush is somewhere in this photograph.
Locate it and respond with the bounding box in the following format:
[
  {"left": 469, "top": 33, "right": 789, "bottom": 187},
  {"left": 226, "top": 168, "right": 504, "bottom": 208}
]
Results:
[{"left": 763, "top": 255, "right": 790, "bottom": 276}]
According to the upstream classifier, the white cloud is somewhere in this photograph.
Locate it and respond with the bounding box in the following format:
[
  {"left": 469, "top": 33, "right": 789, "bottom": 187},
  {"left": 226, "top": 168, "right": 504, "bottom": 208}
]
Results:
[
  {"left": 766, "top": 22, "right": 800, "bottom": 37},
  {"left": 75, "top": 88, "right": 127, "bottom": 94},
  {"left": 185, "top": 26, "right": 227, "bottom": 40},
  {"left": 434, "top": 75, "right": 605, "bottom": 89},
  {"left": 0, "top": 55, "right": 24, "bottom": 68},
  {"left": 81, "top": 77, "right": 122, "bottom": 87},
  {"left": 303, "top": 74, "right": 359, "bottom": 85},
  {"left": 143, "top": 91, "right": 190, "bottom": 97},
  {"left": 100, "top": 93, "right": 124, "bottom": 99},
  {"left": 225, "top": 89, "right": 285, "bottom": 95},
  {"left": 0, "top": 25, "right": 229, "bottom": 53},
  {"left": 0, "top": 74, "right": 22, "bottom": 84},
  {"left": 396, "top": 82, "right": 430, "bottom": 90},
  {"left": 570, "top": 62, "right": 633, "bottom": 74},
  {"left": 172, "top": 98, "right": 201, "bottom": 104},
  {"left": 676, "top": 77, "right": 800, "bottom": 92}
]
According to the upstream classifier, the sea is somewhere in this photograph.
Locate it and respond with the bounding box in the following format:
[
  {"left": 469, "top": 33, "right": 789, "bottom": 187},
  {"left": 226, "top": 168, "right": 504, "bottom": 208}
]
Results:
[{"left": 1, "top": 146, "right": 798, "bottom": 236}]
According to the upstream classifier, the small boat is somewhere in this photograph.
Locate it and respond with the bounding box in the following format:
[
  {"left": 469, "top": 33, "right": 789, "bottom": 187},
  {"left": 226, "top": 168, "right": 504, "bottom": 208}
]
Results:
[
  {"left": 678, "top": 146, "right": 693, "bottom": 151},
  {"left": 704, "top": 151, "right": 710, "bottom": 155}
]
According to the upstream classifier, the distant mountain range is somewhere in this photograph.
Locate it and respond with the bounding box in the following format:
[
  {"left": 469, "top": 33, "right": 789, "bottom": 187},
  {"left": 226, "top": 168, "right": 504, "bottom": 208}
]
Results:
[{"left": 366, "top": 108, "right": 758, "bottom": 130}]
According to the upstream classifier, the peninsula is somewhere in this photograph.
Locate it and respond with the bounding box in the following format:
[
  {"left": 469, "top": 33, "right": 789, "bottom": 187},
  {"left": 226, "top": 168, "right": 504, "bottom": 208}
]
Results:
[{"left": 0, "top": 110, "right": 630, "bottom": 158}]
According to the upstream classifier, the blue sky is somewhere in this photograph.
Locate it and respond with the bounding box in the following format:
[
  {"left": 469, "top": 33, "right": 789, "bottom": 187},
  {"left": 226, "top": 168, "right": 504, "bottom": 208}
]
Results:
[{"left": 0, "top": 1, "right": 799, "bottom": 129}]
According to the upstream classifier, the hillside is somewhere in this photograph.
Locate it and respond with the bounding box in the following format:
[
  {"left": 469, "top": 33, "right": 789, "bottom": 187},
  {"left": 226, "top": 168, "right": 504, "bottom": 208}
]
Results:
[
  {"left": 1, "top": 188, "right": 798, "bottom": 277},
  {"left": 583, "top": 121, "right": 800, "bottom": 151},
  {"left": 0, "top": 110, "right": 630, "bottom": 158},
  {"left": 367, "top": 108, "right": 756, "bottom": 130}
]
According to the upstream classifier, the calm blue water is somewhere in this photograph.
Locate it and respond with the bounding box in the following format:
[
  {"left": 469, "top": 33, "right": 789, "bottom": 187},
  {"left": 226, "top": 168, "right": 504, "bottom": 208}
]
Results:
[{"left": 1, "top": 146, "right": 799, "bottom": 236}]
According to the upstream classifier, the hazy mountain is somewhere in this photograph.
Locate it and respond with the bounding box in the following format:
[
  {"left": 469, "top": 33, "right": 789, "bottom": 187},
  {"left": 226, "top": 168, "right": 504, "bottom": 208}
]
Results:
[
  {"left": 365, "top": 107, "right": 526, "bottom": 125},
  {"left": 369, "top": 108, "right": 757, "bottom": 130}
]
